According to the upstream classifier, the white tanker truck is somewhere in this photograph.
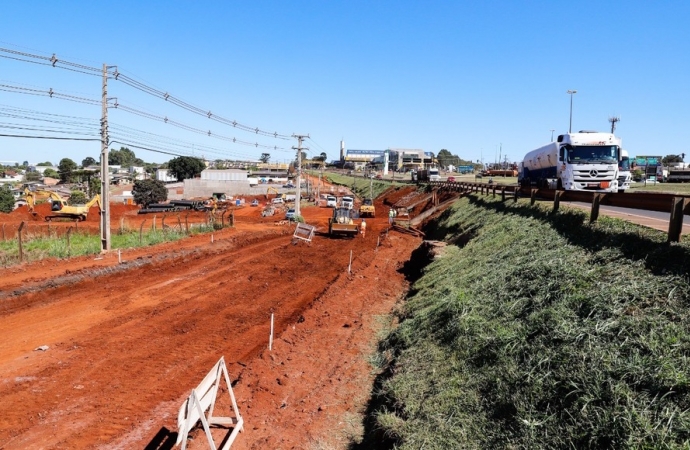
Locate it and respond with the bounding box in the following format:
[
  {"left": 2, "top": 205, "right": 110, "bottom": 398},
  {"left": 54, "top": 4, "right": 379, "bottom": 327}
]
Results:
[{"left": 519, "top": 131, "right": 621, "bottom": 192}]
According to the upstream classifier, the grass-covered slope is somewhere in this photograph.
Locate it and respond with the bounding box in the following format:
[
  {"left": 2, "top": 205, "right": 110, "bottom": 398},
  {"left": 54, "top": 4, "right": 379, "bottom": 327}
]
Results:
[{"left": 371, "top": 196, "right": 690, "bottom": 449}]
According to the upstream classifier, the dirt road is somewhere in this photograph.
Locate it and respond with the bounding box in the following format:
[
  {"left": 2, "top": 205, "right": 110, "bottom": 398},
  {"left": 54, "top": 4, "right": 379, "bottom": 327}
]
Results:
[{"left": 0, "top": 187, "right": 425, "bottom": 449}]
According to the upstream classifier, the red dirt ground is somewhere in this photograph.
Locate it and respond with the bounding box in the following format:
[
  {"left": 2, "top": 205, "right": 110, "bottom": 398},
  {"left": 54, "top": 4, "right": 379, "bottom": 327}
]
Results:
[{"left": 0, "top": 184, "right": 428, "bottom": 449}]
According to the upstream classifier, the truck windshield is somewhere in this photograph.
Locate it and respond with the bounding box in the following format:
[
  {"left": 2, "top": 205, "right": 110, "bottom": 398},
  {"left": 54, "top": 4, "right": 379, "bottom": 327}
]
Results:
[{"left": 567, "top": 145, "right": 619, "bottom": 164}]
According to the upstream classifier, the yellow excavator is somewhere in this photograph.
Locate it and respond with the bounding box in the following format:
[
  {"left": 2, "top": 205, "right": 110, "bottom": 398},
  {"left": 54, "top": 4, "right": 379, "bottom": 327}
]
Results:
[
  {"left": 25, "top": 188, "right": 101, "bottom": 221},
  {"left": 265, "top": 186, "right": 285, "bottom": 200}
]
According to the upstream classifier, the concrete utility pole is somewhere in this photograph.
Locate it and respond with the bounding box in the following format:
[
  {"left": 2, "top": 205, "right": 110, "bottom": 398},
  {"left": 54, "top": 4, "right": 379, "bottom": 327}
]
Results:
[
  {"left": 292, "top": 134, "right": 309, "bottom": 218},
  {"left": 567, "top": 89, "right": 577, "bottom": 133},
  {"left": 100, "top": 63, "right": 111, "bottom": 252}
]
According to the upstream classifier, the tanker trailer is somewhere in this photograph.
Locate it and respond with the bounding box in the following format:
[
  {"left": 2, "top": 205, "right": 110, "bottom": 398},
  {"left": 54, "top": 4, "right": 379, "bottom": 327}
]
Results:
[{"left": 521, "top": 131, "right": 621, "bottom": 192}]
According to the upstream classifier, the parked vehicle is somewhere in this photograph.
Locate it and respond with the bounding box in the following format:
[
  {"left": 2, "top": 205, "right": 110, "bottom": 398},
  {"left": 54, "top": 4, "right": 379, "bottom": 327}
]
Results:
[
  {"left": 341, "top": 196, "right": 354, "bottom": 209},
  {"left": 285, "top": 208, "right": 296, "bottom": 221},
  {"left": 326, "top": 195, "right": 337, "bottom": 207},
  {"left": 447, "top": 176, "right": 456, "bottom": 182},
  {"left": 272, "top": 197, "right": 284, "bottom": 205},
  {"left": 519, "top": 131, "right": 621, "bottom": 192},
  {"left": 250, "top": 199, "right": 259, "bottom": 207}
]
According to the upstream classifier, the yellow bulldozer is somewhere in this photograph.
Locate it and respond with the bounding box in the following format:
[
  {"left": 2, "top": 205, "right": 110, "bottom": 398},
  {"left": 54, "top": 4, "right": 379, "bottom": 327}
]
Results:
[{"left": 25, "top": 188, "right": 101, "bottom": 221}]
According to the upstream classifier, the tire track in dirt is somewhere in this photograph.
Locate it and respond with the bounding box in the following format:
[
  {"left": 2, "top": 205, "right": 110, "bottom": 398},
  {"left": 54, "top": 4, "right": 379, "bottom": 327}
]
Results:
[{"left": 0, "top": 224, "right": 379, "bottom": 449}]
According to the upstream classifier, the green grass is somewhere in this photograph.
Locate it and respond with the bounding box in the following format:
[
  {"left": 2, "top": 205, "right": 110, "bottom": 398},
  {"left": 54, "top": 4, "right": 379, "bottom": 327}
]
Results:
[
  {"left": 627, "top": 181, "right": 690, "bottom": 195},
  {"left": 311, "top": 171, "right": 409, "bottom": 199},
  {"left": 365, "top": 195, "right": 690, "bottom": 449},
  {"left": 0, "top": 223, "right": 218, "bottom": 267}
]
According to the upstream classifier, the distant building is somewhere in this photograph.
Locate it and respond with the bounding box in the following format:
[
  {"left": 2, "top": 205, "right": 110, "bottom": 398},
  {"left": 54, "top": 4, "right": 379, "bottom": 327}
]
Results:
[{"left": 156, "top": 169, "right": 178, "bottom": 183}]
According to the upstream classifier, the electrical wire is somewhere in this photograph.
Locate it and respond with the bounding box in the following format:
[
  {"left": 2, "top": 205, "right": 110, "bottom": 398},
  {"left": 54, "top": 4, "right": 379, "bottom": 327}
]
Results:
[
  {"left": 0, "top": 46, "right": 294, "bottom": 139},
  {"left": 0, "top": 133, "right": 99, "bottom": 141}
]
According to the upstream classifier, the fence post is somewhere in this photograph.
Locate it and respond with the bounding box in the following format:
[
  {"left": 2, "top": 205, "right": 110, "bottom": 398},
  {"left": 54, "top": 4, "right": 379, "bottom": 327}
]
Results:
[
  {"left": 513, "top": 187, "right": 518, "bottom": 203},
  {"left": 139, "top": 219, "right": 146, "bottom": 245},
  {"left": 162, "top": 214, "right": 167, "bottom": 232},
  {"left": 530, "top": 189, "right": 538, "bottom": 206},
  {"left": 120, "top": 216, "right": 125, "bottom": 234},
  {"left": 185, "top": 213, "right": 190, "bottom": 234},
  {"left": 152, "top": 215, "right": 157, "bottom": 231},
  {"left": 492, "top": 185, "right": 496, "bottom": 198},
  {"left": 2, "top": 223, "right": 5, "bottom": 241},
  {"left": 668, "top": 197, "right": 685, "bottom": 243},
  {"left": 66, "top": 226, "right": 73, "bottom": 256},
  {"left": 590, "top": 193, "right": 603, "bottom": 223},
  {"left": 553, "top": 190, "right": 563, "bottom": 213},
  {"left": 501, "top": 187, "right": 506, "bottom": 201},
  {"left": 177, "top": 214, "right": 182, "bottom": 232},
  {"left": 17, "top": 221, "right": 25, "bottom": 263}
]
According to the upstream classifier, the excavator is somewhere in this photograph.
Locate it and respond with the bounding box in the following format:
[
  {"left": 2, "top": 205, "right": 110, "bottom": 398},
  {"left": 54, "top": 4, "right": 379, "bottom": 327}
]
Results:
[
  {"left": 265, "top": 186, "right": 285, "bottom": 200},
  {"left": 25, "top": 188, "right": 101, "bottom": 221}
]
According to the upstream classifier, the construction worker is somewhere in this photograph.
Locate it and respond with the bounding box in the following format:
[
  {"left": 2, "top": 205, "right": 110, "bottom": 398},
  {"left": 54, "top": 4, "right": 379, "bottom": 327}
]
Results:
[
  {"left": 388, "top": 208, "right": 395, "bottom": 225},
  {"left": 360, "top": 219, "right": 366, "bottom": 238}
]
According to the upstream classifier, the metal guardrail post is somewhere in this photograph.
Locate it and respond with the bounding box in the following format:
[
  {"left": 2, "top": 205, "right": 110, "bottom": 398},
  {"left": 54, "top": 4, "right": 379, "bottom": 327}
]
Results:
[
  {"left": 530, "top": 189, "right": 538, "bottom": 206},
  {"left": 668, "top": 197, "right": 686, "bottom": 242},
  {"left": 514, "top": 188, "right": 518, "bottom": 203},
  {"left": 590, "top": 193, "right": 603, "bottom": 223},
  {"left": 492, "top": 185, "right": 497, "bottom": 198},
  {"left": 501, "top": 187, "right": 506, "bottom": 201}
]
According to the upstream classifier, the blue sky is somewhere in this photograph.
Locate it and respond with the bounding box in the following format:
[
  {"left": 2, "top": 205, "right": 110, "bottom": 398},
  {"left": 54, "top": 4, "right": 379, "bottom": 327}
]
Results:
[{"left": 1, "top": 0, "right": 688, "bottom": 166}]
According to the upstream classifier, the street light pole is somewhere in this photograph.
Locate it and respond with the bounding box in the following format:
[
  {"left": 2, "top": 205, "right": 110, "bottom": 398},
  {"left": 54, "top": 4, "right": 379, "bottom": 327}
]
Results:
[
  {"left": 567, "top": 89, "right": 577, "bottom": 133},
  {"left": 550, "top": 129, "right": 555, "bottom": 141}
]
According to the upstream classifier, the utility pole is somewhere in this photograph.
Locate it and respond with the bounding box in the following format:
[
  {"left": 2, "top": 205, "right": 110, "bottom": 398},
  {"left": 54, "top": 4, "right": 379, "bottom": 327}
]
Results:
[
  {"left": 100, "top": 63, "right": 111, "bottom": 252},
  {"left": 609, "top": 116, "right": 620, "bottom": 134},
  {"left": 292, "top": 134, "right": 309, "bottom": 218}
]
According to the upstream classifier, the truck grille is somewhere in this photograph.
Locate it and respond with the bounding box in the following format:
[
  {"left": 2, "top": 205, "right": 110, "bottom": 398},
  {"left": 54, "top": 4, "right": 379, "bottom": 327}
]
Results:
[{"left": 574, "top": 168, "right": 615, "bottom": 182}]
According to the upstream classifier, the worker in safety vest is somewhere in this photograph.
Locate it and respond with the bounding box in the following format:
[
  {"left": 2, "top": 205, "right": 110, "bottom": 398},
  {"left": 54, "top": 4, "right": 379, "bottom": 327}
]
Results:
[
  {"left": 388, "top": 208, "right": 395, "bottom": 225},
  {"left": 360, "top": 219, "right": 366, "bottom": 238}
]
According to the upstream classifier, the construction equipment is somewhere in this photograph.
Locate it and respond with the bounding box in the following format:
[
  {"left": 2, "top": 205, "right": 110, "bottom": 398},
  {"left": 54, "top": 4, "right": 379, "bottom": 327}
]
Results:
[
  {"left": 359, "top": 198, "right": 376, "bottom": 217},
  {"left": 261, "top": 206, "right": 275, "bottom": 217},
  {"left": 25, "top": 188, "right": 100, "bottom": 221},
  {"left": 328, "top": 207, "right": 359, "bottom": 237},
  {"left": 266, "top": 187, "right": 285, "bottom": 200}
]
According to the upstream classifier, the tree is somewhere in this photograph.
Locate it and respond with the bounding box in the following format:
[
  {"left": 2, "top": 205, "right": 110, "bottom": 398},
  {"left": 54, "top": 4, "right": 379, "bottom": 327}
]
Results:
[
  {"left": 260, "top": 153, "right": 271, "bottom": 163},
  {"left": 319, "top": 152, "right": 327, "bottom": 161},
  {"left": 58, "top": 158, "right": 78, "bottom": 183},
  {"left": 0, "top": 185, "right": 14, "bottom": 213},
  {"left": 89, "top": 177, "right": 101, "bottom": 198},
  {"left": 167, "top": 156, "right": 206, "bottom": 181},
  {"left": 108, "top": 147, "right": 137, "bottom": 167},
  {"left": 68, "top": 190, "right": 87, "bottom": 205},
  {"left": 43, "top": 168, "right": 59, "bottom": 179},
  {"left": 662, "top": 154, "right": 686, "bottom": 165},
  {"left": 38, "top": 161, "right": 53, "bottom": 166},
  {"left": 24, "top": 171, "right": 40, "bottom": 182},
  {"left": 82, "top": 156, "right": 97, "bottom": 167},
  {"left": 132, "top": 179, "right": 167, "bottom": 208},
  {"left": 437, "top": 149, "right": 460, "bottom": 168}
]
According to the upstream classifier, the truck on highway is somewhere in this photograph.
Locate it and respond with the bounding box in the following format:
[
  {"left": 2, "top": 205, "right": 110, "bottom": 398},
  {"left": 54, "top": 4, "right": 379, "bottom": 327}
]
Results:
[
  {"left": 519, "top": 131, "right": 621, "bottom": 192},
  {"left": 617, "top": 149, "right": 632, "bottom": 192},
  {"left": 417, "top": 167, "right": 441, "bottom": 182}
]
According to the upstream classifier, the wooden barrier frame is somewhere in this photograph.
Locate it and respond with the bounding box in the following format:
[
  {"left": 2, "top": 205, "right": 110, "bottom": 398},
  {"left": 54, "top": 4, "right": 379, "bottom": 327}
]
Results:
[
  {"left": 293, "top": 222, "right": 316, "bottom": 243},
  {"left": 176, "top": 357, "right": 243, "bottom": 450}
]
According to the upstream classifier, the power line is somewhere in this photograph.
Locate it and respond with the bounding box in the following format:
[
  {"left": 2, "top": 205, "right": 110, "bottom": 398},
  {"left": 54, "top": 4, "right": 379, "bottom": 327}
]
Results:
[
  {"left": 0, "top": 133, "right": 100, "bottom": 141},
  {"left": 0, "top": 46, "right": 293, "bottom": 140}
]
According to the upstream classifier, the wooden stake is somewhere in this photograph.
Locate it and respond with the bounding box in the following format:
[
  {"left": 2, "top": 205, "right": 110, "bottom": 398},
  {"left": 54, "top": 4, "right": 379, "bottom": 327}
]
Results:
[{"left": 269, "top": 313, "right": 274, "bottom": 351}]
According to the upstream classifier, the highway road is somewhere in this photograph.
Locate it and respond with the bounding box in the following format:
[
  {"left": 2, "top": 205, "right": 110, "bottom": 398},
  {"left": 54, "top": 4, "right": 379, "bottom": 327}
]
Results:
[{"left": 562, "top": 201, "right": 690, "bottom": 235}]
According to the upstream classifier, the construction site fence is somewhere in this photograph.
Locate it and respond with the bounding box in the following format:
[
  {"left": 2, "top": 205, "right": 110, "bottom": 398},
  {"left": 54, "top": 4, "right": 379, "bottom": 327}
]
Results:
[{"left": 427, "top": 181, "right": 690, "bottom": 243}]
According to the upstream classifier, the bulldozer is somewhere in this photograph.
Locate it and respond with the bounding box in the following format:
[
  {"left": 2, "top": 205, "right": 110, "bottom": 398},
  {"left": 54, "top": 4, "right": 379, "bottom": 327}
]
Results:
[
  {"left": 328, "top": 207, "right": 359, "bottom": 237},
  {"left": 359, "top": 198, "right": 376, "bottom": 218},
  {"left": 25, "top": 188, "right": 101, "bottom": 221}
]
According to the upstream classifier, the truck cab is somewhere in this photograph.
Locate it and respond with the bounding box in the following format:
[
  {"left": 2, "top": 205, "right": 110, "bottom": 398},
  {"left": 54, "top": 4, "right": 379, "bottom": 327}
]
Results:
[
  {"left": 618, "top": 149, "right": 632, "bottom": 192},
  {"left": 326, "top": 195, "right": 337, "bottom": 208},
  {"left": 341, "top": 196, "right": 354, "bottom": 209}
]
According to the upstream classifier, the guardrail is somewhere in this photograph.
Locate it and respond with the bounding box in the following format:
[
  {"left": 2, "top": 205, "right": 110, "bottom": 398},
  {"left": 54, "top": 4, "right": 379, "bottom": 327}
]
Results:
[{"left": 427, "top": 181, "right": 690, "bottom": 242}]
